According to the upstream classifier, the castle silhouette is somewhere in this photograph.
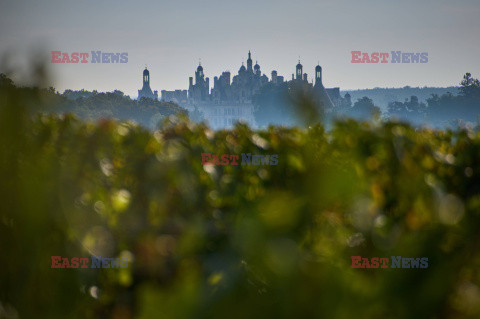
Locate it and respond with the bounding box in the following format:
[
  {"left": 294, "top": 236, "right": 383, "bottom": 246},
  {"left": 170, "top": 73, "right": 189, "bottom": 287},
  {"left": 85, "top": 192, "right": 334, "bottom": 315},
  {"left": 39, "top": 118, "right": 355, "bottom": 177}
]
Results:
[{"left": 138, "top": 51, "right": 350, "bottom": 128}]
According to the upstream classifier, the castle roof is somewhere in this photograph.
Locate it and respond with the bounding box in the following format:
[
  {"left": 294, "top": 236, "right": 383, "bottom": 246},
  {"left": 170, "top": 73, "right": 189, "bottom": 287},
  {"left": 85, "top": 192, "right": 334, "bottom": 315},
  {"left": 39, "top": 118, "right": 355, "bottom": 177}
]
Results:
[{"left": 314, "top": 83, "right": 335, "bottom": 109}]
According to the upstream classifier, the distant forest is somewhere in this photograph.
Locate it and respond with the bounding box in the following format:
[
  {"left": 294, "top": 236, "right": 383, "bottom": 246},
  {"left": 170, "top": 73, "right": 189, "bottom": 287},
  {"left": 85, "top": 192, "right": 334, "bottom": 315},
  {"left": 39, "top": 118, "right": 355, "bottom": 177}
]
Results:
[
  {"left": 0, "top": 74, "right": 186, "bottom": 129},
  {"left": 342, "top": 86, "right": 459, "bottom": 111},
  {"left": 253, "top": 73, "right": 480, "bottom": 128}
]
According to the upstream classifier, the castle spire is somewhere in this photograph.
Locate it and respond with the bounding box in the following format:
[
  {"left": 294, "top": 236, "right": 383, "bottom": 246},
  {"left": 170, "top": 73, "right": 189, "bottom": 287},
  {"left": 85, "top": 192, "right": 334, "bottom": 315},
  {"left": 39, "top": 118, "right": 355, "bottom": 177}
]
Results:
[{"left": 247, "top": 51, "right": 253, "bottom": 72}]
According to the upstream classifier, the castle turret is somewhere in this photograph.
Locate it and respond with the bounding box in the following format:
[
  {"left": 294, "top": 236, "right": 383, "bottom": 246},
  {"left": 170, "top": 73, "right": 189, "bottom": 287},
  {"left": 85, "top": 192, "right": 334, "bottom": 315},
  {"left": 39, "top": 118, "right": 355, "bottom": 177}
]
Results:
[
  {"left": 239, "top": 62, "right": 246, "bottom": 73},
  {"left": 315, "top": 64, "right": 322, "bottom": 86},
  {"left": 247, "top": 51, "right": 253, "bottom": 73},
  {"left": 196, "top": 63, "right": 204, "bottom": 82},
  {"left": 296, "top": 60, "right": 303, "bottom": 80},
  {"left": 313, "top": 64, "right": 334, "bottom": 109},
  {"left": 344, "top": 93, "right": 352, "bottom": 107},
  {"left": 189, "top": 62, "right": 209, "bottom": 102},
  {"left": 271, "top": 70, "right": 278, "bottom": 84},
  {"left": 143, "top": 68, "right": 150, "bottom": 86},
  {"left": 254, "top": 61, "right": 261, "bottom": 76},
  {"left": 138, "top": 67, "right": 158, "bottom": 100}
]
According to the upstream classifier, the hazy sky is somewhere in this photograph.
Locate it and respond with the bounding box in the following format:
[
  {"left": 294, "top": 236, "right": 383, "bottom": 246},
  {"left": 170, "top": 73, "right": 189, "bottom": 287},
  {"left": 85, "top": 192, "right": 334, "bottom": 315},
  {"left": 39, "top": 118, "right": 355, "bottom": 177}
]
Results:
[{"left": 1, "top": 0, "right": 479, "bottom": 97}]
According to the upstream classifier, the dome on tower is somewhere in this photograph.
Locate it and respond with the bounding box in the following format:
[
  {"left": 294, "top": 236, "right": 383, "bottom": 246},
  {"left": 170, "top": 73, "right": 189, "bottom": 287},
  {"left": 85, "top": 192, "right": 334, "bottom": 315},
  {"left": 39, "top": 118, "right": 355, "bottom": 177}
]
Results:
[
  {"left": 254, "top": 61, "right": 260, "bottom": 70},
  {"left": 239, "top": 63, "right": 246, "bottom": 73},
  {"left": 296, "top": 61, "right": 303, "bottom": 69},
  {"left": 197, "top": 64, "right": 203, "bottom": 72},
  {"left": 143, "top": 68, "right": 149, "bottom": 76},
  {"left": 315, "top": 65, "right": 322, "bottom": 71}
]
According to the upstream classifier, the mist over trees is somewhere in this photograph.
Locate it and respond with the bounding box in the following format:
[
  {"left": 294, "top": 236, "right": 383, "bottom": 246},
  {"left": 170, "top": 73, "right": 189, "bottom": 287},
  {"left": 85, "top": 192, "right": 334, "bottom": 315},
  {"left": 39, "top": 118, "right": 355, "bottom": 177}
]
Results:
[
  {"left": 0, "top": 74, "right": 186, "bottom": 129},
  {"left": 424, "top": 73, "right": 480, "bottom": 125},
  {"left": 387, "top": 96, "right": 427, "bottom": 125},
  {"left": 252, "top": 73, "right": 480, "bottom": 128},
  {"left": 383, "top": 73, "right": 480, "bottom": 127},
  {"left": 343, "top": 86, "right": 459, "bottom": 110},
  {"left": 334, "top": 96, "right": 381, "bottom": 121}
]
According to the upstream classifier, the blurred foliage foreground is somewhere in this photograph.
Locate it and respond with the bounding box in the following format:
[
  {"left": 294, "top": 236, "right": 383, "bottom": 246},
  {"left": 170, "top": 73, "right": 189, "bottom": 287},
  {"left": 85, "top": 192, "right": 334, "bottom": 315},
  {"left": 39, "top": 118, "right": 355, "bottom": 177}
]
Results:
[{"left": 2, "top": 80, "right": 480, "bottom": 319}]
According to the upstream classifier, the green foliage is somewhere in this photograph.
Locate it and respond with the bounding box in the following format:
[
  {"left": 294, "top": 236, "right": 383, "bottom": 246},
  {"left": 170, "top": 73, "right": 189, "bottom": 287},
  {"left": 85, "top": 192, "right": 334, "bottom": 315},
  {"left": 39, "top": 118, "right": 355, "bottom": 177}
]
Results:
[{"left": 3, "top": 73, "right": 480, "bottom": 319}]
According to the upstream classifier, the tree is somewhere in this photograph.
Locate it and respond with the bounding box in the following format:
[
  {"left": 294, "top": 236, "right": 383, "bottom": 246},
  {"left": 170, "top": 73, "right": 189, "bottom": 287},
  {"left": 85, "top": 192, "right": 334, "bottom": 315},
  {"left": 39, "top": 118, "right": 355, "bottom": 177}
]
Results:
[
  {"left": 459, "top": 73, "right": 480, "bottom": 98},
  {"left": 387, "top": 95, "right": 426, "bottom": 124},
  {"left": 0, "top": 73, "right": 14, "bottom": 88},
  {"left": 342, "top": 96, "right": 380, "bottom": 120},
  {"left": 425, "top": 73, "right": 480, "bottom": 126}
]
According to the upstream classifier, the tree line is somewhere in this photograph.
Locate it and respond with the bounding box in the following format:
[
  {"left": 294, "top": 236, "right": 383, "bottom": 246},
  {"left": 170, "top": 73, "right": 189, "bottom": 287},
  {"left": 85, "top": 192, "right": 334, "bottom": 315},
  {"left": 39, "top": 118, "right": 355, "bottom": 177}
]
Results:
[
  {"left": 0, "top": 74, "right": 186, "bottom": 129},
  {"left": 252, "top": 73, "right": 480, "bottom": 128}
]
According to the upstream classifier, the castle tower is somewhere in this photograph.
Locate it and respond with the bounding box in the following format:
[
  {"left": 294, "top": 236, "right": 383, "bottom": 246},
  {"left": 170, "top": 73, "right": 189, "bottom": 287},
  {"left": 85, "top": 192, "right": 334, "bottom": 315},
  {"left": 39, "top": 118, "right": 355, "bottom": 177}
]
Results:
[
  {"left": 254, "top": 61, "right": 261, "bottom": 76},
  {"left": 344, "top": 93, "right": 352, "bottom": 107},
  {"left": 296, "top": 60, "right": 303, "bottom": 80},
  {"left": 315, "top": 64, "right": 322, "bottom": 86},
  {"left": 313, "top": 64, "right": 334, "bottom": 109},
  {"left": 196, "top": 63, "right": 204, "bottom": 82},
  {"left": 271, "top": 70, "right": 278, "bottom": 84},
  {"left": 189, "top": 62, "right": 209, "bottom": 102},
  {"left": 138, "top": 67, "right": 158, "bottom": 100},
  {"left": 143, "top": 68, "right": 150, "bottom": 86},
  {"left": 247, "top": 51, "right": 253, "bottom": 73},
  {"left": 239, "top": 62, "right": 246, "bottom": 73}
]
